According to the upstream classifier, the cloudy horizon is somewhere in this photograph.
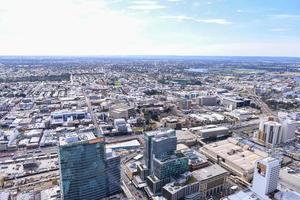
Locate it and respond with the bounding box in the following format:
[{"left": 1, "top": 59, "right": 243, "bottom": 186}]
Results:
[{"left": 0, "top": 0, "right": 300, "bottom": 56}]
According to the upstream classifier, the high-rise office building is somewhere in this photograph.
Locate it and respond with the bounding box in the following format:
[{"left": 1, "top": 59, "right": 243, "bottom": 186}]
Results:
[
  {"left": 281, "top": 119, "right": 300, "bottom": 142},
  {"left": 144, "top": 129, "right": 190, "bottom": 195},
  {"left": 58, "top": 130, "right": 120, "bottom": 200},
  {"left": 144, "top": 128, "right": 177, "bottom": 172},
  {"left": 278, "top": 112, "right": 300, "bottom": 143},
  {"left": 255, "top": 115, "right": 300, "bottom": 147},
  {"left": 146, "top": 153, "right": 190, "bottom": 195},
  {"left": 252, "top": 157, "right": 280, "bottom": 197},
  {"left": 256, "top": 117, "right": 282, "bottom": 147},
  {"left": 153, "top": 153, "right": 189, "bottom": 180},
  {"left": 106, "top": 148, "right": 121, "bottom": 195}
]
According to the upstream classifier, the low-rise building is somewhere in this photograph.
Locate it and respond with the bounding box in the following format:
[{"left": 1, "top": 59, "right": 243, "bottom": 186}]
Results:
[
  {"left": 222, "top": 96, "right": 251, "bottom": 110},
  {"left": 199, "top": 96, "right": 218, "bottom": 106},
  {"left": 50, "top": 109, "right": 91, "bottom": 127},
  {"left": 190, "top": 125, "right": 229, "bottom": 140},
  {"left": 109, "top": 104, "right": 135, "bottom": 120},
  {"left": 193, "top": 164, "right": 229, "bottom": 200},
  {"left": 180, "top": 149, "right": 209, "bottom": 171},
  {"left": 162, "top": 172, "right": 200, "bottom": 200},
  {"left": 176, "top": 130, "right": 197, "bottom": 146},
  {"left": 200, "top": 138, "right": 268, "bottom": 182}
]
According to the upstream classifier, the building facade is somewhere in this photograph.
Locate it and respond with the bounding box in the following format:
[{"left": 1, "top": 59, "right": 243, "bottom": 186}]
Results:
[
  {"left": 193, "top": 164, "right": 228, "bottom": 200},
  {"left": 106, "top": 149, "right": 121, "bottom": 195},
  {"left": 252, "top": 157, "right": 280, "bottom": 197},
  {"left": 144, "top": 128, "right": 177, "bottom": 172},
  {"left": 162, "top": 173, "right": 200, "bottom": 200},
  {"left": 222, "top": 97, "right": 250, "bottom": 110},
  {"left": 59, "top": 131, "right": 120, "bottom": 200},
  {"left": 153, "top": 153, "right": 189, "bottom": 180},
  {"left": 258, "top": 119, "right": 282, "bottom": 147}
]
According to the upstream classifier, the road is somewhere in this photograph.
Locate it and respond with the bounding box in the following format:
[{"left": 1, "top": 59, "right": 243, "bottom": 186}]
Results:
[
  {"left": 106, "top": 134, "right": 144, "bottom": 145},
  {"left": 120, "top": 156, "right": 148, "bottom": 200},
  {"left": 121, "top": 167, "right": 147, "bottom": 200},
  {"left": 83, "top": 87, "right": 146, "bottom": 199},
  {"left": 4, "top": 170, "right": 59, "bottom": 191},
  {"left": 82, "top": 88, "right": 103, "bottom": 135},
  {"left": 0, "top": 146, "right": 58, "bottom": 162},
  {"left": 241, "top": 88, "right": 276, "bottom": 117}
]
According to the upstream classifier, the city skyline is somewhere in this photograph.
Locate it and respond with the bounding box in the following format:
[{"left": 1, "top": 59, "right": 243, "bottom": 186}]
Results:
[
  {"left": 0, "top": 0, "right": 300, "bottom": 56},
  {"left": 1, "top": 55, "right": 300, "bottom": 199},
  {"left": 1, "top": 1, "right": 300, "bottom": 198}
]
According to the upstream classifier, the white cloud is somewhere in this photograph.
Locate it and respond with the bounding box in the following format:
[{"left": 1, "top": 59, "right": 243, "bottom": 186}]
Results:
[
  {"left": 0, "top": 0, "right": 146, "bottom": 55},
  {"left": 0, "top": 0, "right": 298, "bottom": 56},
  {"left": 152, "top": 41, "right": 300, "bottom": 57},
  {"left": 160, "top": 15, "right": 191, "bottom": 22},
  {"left": 268, "top": 14, "right": 300, "bottom": 20},
  {"left": 194, "top": 18, "right": 232, "bottom": 25},
  {"left": 161, "top": 15, "right": 232, "bottom": 25},
  {"left": 167, "top": 0, "right": 183, "bottom": 2},
  {"left": 199, "top": 42, "right": 300, "bottom": 57},
  {"left": 128, "top": 1, "right": 165, "bottom": 11},
  {"left": 270, "top": 28, "right": 290, "bottom": 32},
  {"left": 114, "top": 41, "right": 300, "bottom": 57}
]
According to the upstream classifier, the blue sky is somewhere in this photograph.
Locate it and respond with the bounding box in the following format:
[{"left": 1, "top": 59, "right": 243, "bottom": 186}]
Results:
[{"left": 0, "top": 0, "right": 299, "bottom": 56}]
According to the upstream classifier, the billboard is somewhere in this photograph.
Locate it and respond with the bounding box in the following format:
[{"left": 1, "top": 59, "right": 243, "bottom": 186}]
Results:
[{"left": 257, "top": 162, "right": 266, "bottom": 177}]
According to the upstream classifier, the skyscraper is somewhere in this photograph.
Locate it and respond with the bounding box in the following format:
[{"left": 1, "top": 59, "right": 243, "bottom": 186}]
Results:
[
  {"left": 153, "top": 153, "right": 189, "bottom": 180},
  {"left": 256, "top": 117, "right": 282, "bottom": 147},
  {"left": 58, "top": 130, "right": 120, "bottom": 200},
  {"left": 256, "top": 115, "right": 300, "bottom": 146},
  {"left": 144, "top": 129, "right": 191, "bottom": 195},
  {"left": 278, "top": 112, "right": 300, "bottom": 143},
  {"left": 252, "top": 157, "right": 280, "bottom": 197},
  {"left": 144, "top": 128, "right": 177, "bottom": 172},
  {"left": 106, "top": 148, "right": 121, "bottom": 195}
]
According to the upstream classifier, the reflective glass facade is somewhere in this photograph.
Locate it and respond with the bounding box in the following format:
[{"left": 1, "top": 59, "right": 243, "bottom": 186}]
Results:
[
  {"left": 144, "top": 129, "right": 177, "bottom": 172},
  {"left": 59, "top": 140, "right": 107, "bottom": 200},
  {"left": 153, "top": 153, "right": 189, "bottom": 180}
]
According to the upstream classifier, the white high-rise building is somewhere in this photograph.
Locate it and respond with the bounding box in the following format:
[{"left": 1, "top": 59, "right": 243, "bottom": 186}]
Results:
[
  {"left": 263, "top": 121, "right": 282, "bottom": 147},
  {"left": 256, "top": 114, "right": 300, "bottom": 146},
  {"left": 256, "top": 117, "right": 282, "bottom": 147},
  {"left": 252, "top": 157, "right": 280, "bottom": 198},
  {"left": 281, "top": 119, "right": 300, "bottom": 143},
  {"left": 278, "top": 112, "right": 300, "bottom": 143}
]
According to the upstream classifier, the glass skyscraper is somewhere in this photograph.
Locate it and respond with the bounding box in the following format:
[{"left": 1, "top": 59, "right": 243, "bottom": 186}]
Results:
[
  {"left": 58, "top": 130, "right": 120, "bottom": 200},
  {"left": 144, "top": 128, "right": 177, "bottom": 172},
  {"left": 153, "top": 153, "right": 189, "bottom": 180},
  {"left": 144, "top": 128, "right": 189, "bottom": 194},
  {"left": 106, "top": 148, "right": 121, "bottom": 195}
]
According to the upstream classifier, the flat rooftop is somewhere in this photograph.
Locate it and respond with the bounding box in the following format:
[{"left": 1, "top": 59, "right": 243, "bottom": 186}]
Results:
[
  {"left": 163, "top": 175, "right": 198, "bottom": 193},
  {"left": 193, "top": 164, "right": 228, "bottom": 181},
  {"left": 227, "top": 189, "right": 264, "bottom": 200},
  {"left": 145, "top": 128, "right": 175, "bottom": 138},
  {"left": 223, "top": 97, "right": 250, "bottom": 103},
  {"left": 176, "top": 130, "right": 196, "bottom": 141},
  {"left": 155, "top": 152, "right": 186, "bottom": 163},
  {"left": 260, "top": 157, "right": 278, "bottom": 163},
  {"left": 148, "top": 175, "right": 160, "bottom": 183},
  {"left": 202, "top": 138, "right": 267, "bottom": 172},
  {"left": 59, "top": 131, "right": 101, "bottom": 146},
  {"left": 264, "top": 121, "right": 281, "bottom": 126},
  {"left": 106, "top": 139, "right": 140, "bottom": 150},
  {"left": 200, "top": 126, "right": 229, "bottom": 133}
]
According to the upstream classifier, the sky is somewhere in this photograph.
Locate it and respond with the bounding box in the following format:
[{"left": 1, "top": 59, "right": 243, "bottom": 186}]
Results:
[{"left": 0, "top": 0, "right": 300, "bottom": 56}]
